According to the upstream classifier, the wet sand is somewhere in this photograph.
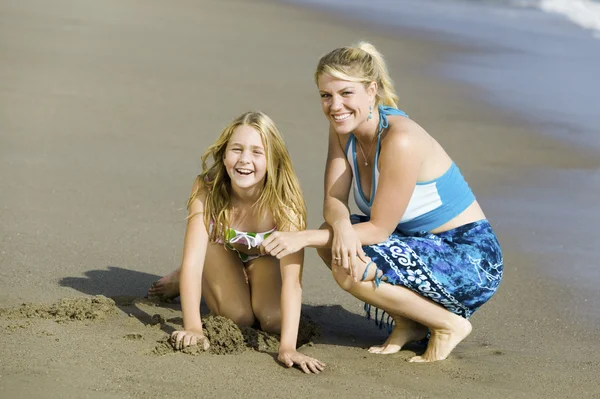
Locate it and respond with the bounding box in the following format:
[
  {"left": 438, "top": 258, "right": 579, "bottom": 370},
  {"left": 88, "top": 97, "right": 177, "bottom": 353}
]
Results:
[{"left": 1, "top": 0, "right": 599, "bottom": 398}]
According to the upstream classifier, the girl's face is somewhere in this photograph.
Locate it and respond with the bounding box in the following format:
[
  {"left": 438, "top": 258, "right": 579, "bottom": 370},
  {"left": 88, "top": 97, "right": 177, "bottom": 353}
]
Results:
[
  {"left": 317, "top": 74, "right": 376, "bottom": 135},
  {"left": 224, "top": 125, "right": 268, "bottom": 192}
]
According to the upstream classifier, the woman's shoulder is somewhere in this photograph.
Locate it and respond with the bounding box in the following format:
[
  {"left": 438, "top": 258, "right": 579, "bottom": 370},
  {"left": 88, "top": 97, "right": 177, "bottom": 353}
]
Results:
[
  {"left": 380, "top": 115, "right": 433, "bottom": 163},
  {"left": 385, "top": 116, "right": 427, "bottom": 145}
]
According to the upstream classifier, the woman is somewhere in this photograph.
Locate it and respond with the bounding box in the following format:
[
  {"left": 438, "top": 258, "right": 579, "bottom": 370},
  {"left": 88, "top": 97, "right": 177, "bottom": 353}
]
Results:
[{"left": 261, "top": 42, "right": 503, "bottom": 362}]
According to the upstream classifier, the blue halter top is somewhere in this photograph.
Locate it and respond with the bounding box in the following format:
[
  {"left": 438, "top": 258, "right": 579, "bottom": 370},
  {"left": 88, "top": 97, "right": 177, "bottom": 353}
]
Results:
[{"left": 345, "top": 105, "right": 475, "bottom": 233}]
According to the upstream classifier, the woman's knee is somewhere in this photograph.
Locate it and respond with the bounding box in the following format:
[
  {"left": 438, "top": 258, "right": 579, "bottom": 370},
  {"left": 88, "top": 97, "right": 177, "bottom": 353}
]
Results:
[
  {"left": 332, "top": 266, "right": 356, "bottom": 292},
  {"left": 316, "top": 247, "right": 332, "bottom": 266},
  {"left": 316, "top": 221, "right": 334, "bottom": 267},
  {"left": 331, "top": 258, "right": 378, "bottom": 292}
]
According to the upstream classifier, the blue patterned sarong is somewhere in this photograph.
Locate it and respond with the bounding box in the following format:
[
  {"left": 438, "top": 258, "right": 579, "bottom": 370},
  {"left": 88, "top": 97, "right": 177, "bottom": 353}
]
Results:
[{"left": 352, "top": 215, "right": 503, "bottom": 325}]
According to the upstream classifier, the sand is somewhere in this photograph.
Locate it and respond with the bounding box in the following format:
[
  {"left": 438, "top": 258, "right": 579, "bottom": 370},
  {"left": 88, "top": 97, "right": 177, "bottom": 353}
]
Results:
[{"left": 1, "top": 0, "right": 599, "bottom": 398}]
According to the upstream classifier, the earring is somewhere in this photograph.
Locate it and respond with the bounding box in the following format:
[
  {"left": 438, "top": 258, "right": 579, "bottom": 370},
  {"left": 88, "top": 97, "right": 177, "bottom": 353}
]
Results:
[{"left": 367, "top": 105, "right": 373, "bottom": 121}]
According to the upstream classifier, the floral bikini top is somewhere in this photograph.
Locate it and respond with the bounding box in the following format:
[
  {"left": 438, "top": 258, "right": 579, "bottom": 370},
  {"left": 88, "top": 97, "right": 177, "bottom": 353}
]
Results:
[
  {"left": 223, "top": 226, "right": 276, "bottom": 249},
  {"left": 209, "top": 220, "right": 276, "bottom": 249}
]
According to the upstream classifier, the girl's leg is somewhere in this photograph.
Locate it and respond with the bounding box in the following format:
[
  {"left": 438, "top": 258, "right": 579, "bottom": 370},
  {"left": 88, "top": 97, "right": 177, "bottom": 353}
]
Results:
[
  {"left": 331, "top": 258, "right": 472, "bottom": 362},
  {"left": 148, "top": 270, "right": 180, "bottom": 299},
  {"left": 200, "top": 243, "right": 255, "bottom": 326},
  {"left": 245, "top": 256, "right": 282, "bottom": 334},
  {"left": 149, "top": 243, "right": 255, "bottom": 326}
]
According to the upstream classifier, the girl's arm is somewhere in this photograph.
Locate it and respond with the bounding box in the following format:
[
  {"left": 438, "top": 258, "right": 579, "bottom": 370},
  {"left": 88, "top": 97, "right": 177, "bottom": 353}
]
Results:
[
  {"left": 171, "top": 180, "right": 211, "bottom": 350},
  {"left": 277, "top": 248, "right": 325, "bottom": 374},
  {"left": 278, "top": 249, "right": 304, "bottom": 353}
]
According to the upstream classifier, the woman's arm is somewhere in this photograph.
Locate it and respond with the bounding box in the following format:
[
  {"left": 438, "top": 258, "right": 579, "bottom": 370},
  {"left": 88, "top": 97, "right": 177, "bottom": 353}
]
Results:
[
  {"left": 359, "top": 119, "right": 426, "bottom": 244},
  {"left": 303, "top": 120, "right": 426, "bottom": 247},
  {"left": 323, "top": 125, "right": 353, "bottom": 226}
]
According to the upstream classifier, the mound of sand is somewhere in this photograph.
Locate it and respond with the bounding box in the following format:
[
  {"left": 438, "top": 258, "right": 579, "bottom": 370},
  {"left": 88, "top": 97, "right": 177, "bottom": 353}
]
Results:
[
  {"left": 153, "top": 314, "right": 320, "bottom": 356},
  {"left": 0, "top": 295, "right": 119, "bottom": 322}
]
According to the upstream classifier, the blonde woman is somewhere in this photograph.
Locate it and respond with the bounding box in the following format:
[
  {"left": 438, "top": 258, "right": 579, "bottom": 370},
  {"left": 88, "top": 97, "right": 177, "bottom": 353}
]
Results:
[
  {"left": 261, "top": 43, "right": 503, "bottom": 363},
  {"left": 149, "top": 112, "right": 324, "bottom": 373}
]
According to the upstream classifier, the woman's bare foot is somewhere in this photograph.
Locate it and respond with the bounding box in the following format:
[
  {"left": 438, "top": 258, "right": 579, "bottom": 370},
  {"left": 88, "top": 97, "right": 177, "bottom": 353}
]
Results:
[
  {"left": 409, "top": 315, "right": 472, "bottom": 362},
  {"left": 368, "top": 317, "right": 429, "bottom": 355},
  {"left": 147, "top": 269, "right": 180, "bottom": 300}
]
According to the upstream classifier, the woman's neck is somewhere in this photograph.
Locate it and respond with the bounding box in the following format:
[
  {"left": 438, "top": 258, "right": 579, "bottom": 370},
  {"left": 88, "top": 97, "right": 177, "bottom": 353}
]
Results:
[{"left": 353, "top": 107, "right": 380, "bottom": 142}]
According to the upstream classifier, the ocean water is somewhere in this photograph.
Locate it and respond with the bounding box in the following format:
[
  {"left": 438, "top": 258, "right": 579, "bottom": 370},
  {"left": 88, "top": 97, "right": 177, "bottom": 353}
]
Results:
[{"left": 283, "top": 0, "right": 600, "bottom": 148}]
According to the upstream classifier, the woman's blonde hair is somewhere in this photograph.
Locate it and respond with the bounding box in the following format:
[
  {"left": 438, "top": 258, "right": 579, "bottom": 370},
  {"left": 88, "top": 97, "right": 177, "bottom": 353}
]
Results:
[
  {"left": 314, "top": 41, "right": 398, "bottom": 108},
  {"left": 188, "top": 111, "right": 306, "bottom": 243}
]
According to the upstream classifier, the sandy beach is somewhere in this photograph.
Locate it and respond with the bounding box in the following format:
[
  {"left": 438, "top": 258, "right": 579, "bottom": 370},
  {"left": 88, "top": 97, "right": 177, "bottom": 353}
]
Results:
[{"left": 1, "top": 0, "right": 599, "bottom": 398}]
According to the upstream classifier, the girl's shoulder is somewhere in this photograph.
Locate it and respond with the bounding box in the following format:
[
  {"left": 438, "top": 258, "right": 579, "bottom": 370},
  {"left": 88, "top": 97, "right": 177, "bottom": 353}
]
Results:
[{"left": 189, "top": 175, "right": 210, "bottom": 205}]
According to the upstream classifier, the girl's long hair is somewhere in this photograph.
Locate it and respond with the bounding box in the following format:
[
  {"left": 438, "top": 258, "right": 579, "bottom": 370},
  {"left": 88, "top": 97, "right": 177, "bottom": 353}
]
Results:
[{"left": 188, "top": 112, "right": 306, "bottom": 243}]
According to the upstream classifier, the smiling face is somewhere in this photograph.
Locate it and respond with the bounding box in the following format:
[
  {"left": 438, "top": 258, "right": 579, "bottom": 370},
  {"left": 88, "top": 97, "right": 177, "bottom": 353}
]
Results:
[
  {"left": 317, "top": 73, "right": 377, "bottom": 135},
  {"left": 223, "top": 124, "right": 268, "bottom": 193}
]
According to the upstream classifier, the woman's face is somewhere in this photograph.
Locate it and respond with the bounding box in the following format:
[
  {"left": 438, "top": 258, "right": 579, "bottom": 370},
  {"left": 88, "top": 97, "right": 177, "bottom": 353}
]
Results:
[
  {"left": 317, "top": 74, "right": 376, "bottom": 135},
  {"left": 223, "top": 125, "right": 268, "bottom": 192}
]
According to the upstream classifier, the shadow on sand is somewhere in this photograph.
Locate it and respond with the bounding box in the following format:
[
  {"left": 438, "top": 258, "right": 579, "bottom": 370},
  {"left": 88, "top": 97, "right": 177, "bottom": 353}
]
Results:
[{"left": 59, "top": 265, "right": 391, "bottom": 349}]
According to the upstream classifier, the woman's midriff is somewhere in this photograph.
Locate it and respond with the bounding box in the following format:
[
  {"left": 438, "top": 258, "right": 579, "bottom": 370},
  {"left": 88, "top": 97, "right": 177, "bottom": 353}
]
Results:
[{"left": 429, "top": 201, "right": 487, "bottom": 234}]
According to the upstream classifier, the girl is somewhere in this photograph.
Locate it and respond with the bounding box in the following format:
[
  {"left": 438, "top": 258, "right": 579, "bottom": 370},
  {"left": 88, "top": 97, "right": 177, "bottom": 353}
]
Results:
[
  {"left": 149, "top": 111, "right": 324, "bottom": 374},
  {"left": 261, "top": 42, "right": 503, "bottom": 363}
]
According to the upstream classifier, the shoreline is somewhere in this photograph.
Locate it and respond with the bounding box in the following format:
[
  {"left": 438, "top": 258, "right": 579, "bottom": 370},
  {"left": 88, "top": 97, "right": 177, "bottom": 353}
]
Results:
[
  {"left": 1, "top": 0, "right": 599, "bottom": 397},
  {"left": 279, "top": 0, "right": 600, "bottom": 151}
]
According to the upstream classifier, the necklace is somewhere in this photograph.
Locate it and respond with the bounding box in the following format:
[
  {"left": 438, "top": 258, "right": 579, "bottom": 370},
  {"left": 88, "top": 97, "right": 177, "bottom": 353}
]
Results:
[{"left": 356, "top": 135, "right": 377, "bottom": 167}]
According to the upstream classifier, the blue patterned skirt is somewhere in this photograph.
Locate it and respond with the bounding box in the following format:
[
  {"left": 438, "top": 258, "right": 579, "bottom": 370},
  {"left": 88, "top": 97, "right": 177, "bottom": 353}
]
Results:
[{"left": 352, "top": 215, "right": 503, "bottom": 324}]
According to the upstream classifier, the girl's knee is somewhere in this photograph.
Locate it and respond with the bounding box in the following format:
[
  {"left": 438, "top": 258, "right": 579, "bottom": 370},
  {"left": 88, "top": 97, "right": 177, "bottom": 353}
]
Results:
[
  {"left": 254, "top": 308, "right": 281, "bottom": 333},
  {"left": 220, "top": 306, "right": 255, "bottom": 327}
]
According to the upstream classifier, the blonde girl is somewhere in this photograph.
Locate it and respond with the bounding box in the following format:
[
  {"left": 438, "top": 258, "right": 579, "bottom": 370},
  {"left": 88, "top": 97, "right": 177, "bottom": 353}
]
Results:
[
  {"left": 261, "top": 43, "right": 503, "bottom": 363},
  {"left": 149, "top": 112, "right": 324, "bottom": 373}
]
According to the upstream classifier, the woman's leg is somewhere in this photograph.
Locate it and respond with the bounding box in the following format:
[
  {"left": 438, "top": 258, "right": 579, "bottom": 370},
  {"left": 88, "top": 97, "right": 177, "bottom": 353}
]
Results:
[
  {"left": 149, "top": 243, "right": 255, "bottom": 326},
  {"left": 316, "top": 229, "right": 428, "bottom": 354},
  {"left": 331, "top": 257, "right": 472, "bottom": 362},
  {"left": 367, "top": 315, "right": 429, "bottom": 354},
  {"left": 245, "top": 255, "right": 282, "bottom": 334}
]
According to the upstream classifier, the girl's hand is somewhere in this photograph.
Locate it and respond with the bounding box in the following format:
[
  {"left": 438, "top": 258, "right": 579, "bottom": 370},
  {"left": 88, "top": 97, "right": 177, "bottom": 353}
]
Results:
[
  {"left": 278, "top": 350, "right": 326, "bottom": 374},
  {"left": 331, "top": 220, "right": 368, "bottom": 280},
  {"left": 260, "top": 231, "right": 307, "bottom": 259},
  {"left": 170, "top": 329, "right": 210, "bottom": 351}
]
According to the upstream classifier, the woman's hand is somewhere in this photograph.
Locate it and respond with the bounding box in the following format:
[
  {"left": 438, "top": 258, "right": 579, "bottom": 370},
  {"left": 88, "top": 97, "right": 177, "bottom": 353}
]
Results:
[
  {"left": 260, "top": 231, "right": 307, "bottom": 259},
  {"left": 170, "top": 329, "right": 210, "bottom": 351},
  {"left": 278, "top": 350, "right": 326, "bottom": 374},
  {"left": 331, "top": 220, "right": 368, "bottom": 280}
]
